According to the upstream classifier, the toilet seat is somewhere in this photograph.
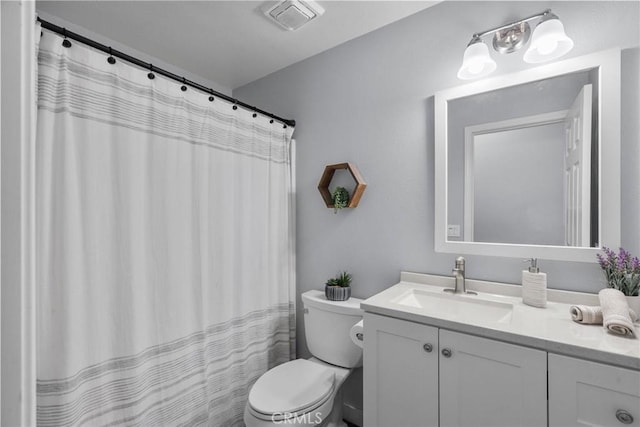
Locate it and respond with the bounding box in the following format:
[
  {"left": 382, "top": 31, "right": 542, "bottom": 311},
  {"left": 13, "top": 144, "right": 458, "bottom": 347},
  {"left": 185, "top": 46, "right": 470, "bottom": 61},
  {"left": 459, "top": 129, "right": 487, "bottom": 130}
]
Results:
[{"left": 248, "top": 359, "right": 335, "bottom": 420}]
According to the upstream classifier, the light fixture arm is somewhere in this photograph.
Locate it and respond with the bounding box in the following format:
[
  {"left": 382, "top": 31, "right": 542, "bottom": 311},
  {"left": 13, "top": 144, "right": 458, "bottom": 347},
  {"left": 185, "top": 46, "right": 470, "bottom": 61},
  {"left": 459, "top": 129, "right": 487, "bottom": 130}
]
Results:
[{"left": 471, "top": 9, "right": 552, "bottom": 41}]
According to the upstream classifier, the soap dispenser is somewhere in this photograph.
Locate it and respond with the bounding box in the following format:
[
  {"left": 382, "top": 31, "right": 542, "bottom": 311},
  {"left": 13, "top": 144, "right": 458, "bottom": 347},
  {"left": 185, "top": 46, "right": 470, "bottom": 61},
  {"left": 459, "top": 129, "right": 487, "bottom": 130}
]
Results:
[{"left": 522, "top": 258, "right": 547, "bottom": 308}]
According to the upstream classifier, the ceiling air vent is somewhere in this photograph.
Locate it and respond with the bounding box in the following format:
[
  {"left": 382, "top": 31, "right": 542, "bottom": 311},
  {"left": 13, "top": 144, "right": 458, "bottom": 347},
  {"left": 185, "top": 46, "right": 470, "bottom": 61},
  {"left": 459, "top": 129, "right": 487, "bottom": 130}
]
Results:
[{"left": 262, "top": 0, "right": 325, "bottom": 31}]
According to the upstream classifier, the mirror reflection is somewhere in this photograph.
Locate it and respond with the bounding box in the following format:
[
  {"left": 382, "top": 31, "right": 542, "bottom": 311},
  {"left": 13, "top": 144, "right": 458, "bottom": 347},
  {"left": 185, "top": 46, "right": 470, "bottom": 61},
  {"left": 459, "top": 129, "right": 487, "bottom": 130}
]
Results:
[{"left": 446, "top": 69, "right": 599, "bottom": 247}]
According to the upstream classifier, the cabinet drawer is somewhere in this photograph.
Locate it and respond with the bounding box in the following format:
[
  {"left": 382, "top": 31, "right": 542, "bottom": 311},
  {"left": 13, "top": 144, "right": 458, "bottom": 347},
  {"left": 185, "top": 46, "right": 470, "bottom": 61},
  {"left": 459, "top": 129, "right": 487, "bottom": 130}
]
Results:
[{"left": 549, "top": 353, "right": 640, "bottom": 427}]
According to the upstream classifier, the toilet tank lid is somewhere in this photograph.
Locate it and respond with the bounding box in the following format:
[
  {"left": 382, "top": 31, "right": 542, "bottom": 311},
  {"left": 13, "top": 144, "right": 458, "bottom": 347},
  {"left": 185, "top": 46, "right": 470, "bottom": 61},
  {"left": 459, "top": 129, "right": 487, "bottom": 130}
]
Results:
[{"left": 301, "top": 290, "right": 363, "bottom": 315}]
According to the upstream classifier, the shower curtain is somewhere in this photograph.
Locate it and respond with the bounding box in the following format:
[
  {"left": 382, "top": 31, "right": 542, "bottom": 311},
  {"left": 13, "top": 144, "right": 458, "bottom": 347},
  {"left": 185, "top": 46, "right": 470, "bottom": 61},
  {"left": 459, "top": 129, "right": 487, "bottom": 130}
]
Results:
[{"left": 35, "top": 29, "right": 295, "bottom": 426}]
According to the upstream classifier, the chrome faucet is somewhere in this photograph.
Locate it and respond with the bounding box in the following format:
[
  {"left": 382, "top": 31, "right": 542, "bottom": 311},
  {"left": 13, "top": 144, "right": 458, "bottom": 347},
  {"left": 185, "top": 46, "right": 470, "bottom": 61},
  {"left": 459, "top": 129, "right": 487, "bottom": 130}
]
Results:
[{"left": 444, "top": 257, "right": 477, "bottom": 295}]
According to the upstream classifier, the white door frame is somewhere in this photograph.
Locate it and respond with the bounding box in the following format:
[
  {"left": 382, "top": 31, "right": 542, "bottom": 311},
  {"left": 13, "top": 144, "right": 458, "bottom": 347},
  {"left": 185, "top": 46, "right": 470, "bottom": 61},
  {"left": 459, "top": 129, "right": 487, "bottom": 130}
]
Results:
[
  {"left": 563, "top": 84, "right": 593, "bottom": 247},
  {"left": 1, "top": 1, "right": 37, "bottom": 425}
]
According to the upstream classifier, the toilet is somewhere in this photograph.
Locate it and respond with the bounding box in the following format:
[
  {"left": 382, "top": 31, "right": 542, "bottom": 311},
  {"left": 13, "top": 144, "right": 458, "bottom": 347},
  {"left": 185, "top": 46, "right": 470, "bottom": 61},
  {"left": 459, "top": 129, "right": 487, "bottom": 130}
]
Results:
[{"left": 244, "top": 290, "right": 363, "bottom": 427}]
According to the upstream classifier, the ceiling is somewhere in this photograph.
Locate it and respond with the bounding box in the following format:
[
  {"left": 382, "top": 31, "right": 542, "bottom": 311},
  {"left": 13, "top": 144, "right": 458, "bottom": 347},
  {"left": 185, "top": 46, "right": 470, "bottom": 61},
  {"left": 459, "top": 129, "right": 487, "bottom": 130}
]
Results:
[{"left": 36, "top": 1, "right": 439, "bottom": 90}]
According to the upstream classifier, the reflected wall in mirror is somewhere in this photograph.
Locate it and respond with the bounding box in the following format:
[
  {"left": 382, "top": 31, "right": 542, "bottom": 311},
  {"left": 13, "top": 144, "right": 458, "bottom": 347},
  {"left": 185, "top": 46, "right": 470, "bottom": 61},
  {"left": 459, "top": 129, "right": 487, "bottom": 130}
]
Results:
[
  {"left": 447, "top": 70, "right": 598, "bottom": 247},
  {"left": 434, "top": 49, "right": 620, "bottom": 262}
]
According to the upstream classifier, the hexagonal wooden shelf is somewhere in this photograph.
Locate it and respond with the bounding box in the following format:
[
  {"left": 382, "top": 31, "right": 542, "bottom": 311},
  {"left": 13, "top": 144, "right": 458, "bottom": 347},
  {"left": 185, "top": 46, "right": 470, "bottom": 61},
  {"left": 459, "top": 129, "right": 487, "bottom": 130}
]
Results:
[{"left": 318, "top": 162, "right": 367, "bottom": 209}]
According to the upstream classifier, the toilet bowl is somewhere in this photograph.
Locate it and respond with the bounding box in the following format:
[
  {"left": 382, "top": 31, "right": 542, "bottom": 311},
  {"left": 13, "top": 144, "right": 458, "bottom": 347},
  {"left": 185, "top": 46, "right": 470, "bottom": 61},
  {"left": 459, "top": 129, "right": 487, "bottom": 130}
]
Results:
[
  {"left": 244, "top": 358, "right": 351, "bottom": 427},
  {"left": 244, "top": 290, "right": 363, "bottom": 427}
]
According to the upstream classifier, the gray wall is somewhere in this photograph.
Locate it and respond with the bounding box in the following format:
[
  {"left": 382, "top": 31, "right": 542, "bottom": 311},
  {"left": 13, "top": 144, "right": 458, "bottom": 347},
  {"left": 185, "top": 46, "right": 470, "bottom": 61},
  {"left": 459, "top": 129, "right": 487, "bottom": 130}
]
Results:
[{"left": 234, "top": 1, "right": 640, "bottom": 358}]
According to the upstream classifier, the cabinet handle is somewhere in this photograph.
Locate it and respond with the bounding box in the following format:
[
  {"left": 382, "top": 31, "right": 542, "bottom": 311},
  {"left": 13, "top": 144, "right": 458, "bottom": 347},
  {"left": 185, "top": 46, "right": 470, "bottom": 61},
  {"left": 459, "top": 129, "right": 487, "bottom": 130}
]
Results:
[
  {"left": 616, "top": 409, "right": 634, "bottom": 424},
  {"left": 441, "top": 348, "right": 452, "bottom": 358},
  {"left": 423, "top": 343, "right": 433, "bottom": 353}
]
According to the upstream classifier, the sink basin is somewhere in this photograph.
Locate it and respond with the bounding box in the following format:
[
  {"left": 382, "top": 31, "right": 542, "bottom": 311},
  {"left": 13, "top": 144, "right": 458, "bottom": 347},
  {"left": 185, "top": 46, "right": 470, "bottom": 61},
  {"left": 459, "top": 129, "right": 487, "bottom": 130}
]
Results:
[{"left": 391, "top": 288, "right": 513, "bottom": 324}]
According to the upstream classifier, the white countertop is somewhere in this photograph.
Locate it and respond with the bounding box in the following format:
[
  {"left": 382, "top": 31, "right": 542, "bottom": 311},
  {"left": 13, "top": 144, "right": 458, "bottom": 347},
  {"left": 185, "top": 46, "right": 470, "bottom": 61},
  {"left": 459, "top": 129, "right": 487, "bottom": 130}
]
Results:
[{"left": 361, "top": 272, "right": 640, "bottom": 371}]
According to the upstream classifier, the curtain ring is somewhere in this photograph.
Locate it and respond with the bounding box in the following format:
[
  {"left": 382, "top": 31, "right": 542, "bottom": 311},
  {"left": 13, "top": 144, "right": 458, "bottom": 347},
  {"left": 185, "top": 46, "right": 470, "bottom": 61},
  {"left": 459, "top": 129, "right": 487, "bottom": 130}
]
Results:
[
  {"left": 232, "top": 100, "right": 238, "bottom": 111},
  {"left": 107, "top": 47, "right": 116, "bottom": 64},
  {"left": 181, "top": 77, "right": 187, "bottom": 92},
  {"left": 147, "top": 64, "right": 155, "bottom": 80},
  {"left": 62, "top": 28, "right": 72, "bottom": 48}
]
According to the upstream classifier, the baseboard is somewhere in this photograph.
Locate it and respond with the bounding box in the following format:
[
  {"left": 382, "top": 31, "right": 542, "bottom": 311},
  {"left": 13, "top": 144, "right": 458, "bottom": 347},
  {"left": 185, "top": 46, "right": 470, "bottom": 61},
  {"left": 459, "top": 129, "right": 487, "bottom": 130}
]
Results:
[{"left": 342, "top": 402, "right": 363, "bottom": 427}]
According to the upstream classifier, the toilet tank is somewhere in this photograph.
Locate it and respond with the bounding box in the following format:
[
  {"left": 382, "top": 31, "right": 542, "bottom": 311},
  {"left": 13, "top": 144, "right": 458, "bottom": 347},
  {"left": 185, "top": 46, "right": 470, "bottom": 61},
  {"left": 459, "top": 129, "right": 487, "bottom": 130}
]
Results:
[{"left": 301, "top": 290, "right": 363, "bottom": 368}]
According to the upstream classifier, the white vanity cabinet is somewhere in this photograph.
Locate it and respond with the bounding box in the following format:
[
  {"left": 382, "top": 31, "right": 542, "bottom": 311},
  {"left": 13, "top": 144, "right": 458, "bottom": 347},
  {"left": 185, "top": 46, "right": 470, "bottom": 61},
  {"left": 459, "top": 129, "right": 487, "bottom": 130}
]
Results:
[
  {"left": 363, "top": 313, "right": 547, "bottom": 427},
  {"left": 363, "top": 312, "right": 439, "bottom": 427},
  {"left": 548, "top": 353, "right": 640, "bottom": 427},
  {"left": 439, "top": 329, "right": 547, "bottom": 427}
]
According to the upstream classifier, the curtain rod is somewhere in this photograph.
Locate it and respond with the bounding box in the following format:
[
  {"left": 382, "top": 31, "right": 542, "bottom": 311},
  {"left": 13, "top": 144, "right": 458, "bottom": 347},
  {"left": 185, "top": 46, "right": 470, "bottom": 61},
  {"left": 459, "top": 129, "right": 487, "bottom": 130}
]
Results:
[{"left": 37, "top": 17, "right": 296, "bottom": 128}]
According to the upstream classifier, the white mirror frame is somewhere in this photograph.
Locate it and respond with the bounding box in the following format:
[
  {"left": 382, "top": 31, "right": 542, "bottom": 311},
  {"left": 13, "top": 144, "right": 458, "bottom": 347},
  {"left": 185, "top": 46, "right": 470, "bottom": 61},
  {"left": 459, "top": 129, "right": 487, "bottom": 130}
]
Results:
[{"left": 434, "top": 49, "right": 621, "bottom": 262}]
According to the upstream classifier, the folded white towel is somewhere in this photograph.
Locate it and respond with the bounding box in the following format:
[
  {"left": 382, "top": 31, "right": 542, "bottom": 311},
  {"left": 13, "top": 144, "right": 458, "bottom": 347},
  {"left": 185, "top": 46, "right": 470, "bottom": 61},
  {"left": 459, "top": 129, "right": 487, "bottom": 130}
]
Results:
[
  {"left": 570, "top": 304, "right": 638, "bottom": 324},
  {"left": 570, "top": 305, "right": 602, "bottom": 324},
  {"left": 598, "top": 289, "right": 637, "bottom": 337}
]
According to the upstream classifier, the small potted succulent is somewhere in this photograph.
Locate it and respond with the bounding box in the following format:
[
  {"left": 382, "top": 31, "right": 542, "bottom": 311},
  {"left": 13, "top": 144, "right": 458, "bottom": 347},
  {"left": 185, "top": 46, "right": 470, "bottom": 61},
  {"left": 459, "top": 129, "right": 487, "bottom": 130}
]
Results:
[
  {"left": 331, "top": 186, "right": 350, "bottom": 214},
  {"left": 325, "top": 271, "right": 352, "bottom": 301}
]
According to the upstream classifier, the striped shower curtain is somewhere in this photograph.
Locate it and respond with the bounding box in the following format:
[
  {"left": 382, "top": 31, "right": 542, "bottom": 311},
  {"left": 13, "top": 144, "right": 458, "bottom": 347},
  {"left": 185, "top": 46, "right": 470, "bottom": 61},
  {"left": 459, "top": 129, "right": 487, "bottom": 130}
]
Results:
[{"left": 35, "top": 28, "right": 295, "bottom": 426}]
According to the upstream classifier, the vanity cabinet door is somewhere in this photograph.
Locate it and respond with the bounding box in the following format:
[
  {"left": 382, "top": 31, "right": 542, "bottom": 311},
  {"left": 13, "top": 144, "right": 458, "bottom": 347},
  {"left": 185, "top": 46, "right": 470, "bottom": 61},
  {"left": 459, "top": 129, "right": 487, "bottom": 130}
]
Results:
[
  {"left": 363, "top": 313, "right": 439, "bottom": 427},
  {"left": 549, "top": 353, "right": 640, "bottom": 427},
  {"left": 439, "top": 329, "right": 547, "bottom": 427}
]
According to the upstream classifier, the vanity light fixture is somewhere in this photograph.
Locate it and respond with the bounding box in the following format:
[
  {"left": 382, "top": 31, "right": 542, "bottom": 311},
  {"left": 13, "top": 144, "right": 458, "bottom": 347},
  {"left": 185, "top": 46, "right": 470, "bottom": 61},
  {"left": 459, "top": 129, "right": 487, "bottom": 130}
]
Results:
[{"left": 458, "top": 9, "right": 574, "bottom": 80}]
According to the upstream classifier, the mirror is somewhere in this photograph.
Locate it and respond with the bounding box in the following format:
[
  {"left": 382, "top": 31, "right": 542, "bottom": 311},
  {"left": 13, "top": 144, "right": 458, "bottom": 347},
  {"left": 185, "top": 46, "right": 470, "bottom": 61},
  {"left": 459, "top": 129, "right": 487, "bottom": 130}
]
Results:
[
  {"left": 451, "top": 70, "right": 597, "bottom": 247},
  {"left": 434, "top": 49, "right": 621, "bottom": 262}
]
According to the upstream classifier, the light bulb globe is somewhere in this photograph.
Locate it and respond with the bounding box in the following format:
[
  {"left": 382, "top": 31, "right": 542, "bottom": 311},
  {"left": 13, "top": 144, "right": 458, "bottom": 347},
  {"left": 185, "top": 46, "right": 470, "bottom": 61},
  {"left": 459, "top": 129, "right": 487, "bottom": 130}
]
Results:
[
  {"left": 524, "top": 16, "right": 574, "bottom": 63},
  {"left": 457, "top": 41, "right": 497, "bottom": 80}
]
